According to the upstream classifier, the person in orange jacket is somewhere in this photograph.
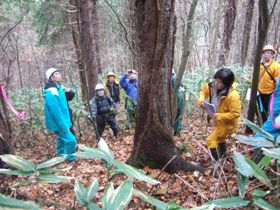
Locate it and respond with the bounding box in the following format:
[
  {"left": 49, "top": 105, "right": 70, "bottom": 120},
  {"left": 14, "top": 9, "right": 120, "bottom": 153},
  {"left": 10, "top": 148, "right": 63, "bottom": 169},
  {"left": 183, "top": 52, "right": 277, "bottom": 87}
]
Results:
[
  {"left": 198, "top": 68, "right": 241, "bottom": 164},
  {"left": 258, "top": 45, "right": 280, "bottom": 123}
]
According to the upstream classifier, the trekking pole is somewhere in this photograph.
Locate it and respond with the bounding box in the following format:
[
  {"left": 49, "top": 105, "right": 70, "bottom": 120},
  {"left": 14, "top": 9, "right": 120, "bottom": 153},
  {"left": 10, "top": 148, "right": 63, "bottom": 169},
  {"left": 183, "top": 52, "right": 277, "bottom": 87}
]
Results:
[{"left": 87, "top": 115, "right": 100, "bottom": 141}]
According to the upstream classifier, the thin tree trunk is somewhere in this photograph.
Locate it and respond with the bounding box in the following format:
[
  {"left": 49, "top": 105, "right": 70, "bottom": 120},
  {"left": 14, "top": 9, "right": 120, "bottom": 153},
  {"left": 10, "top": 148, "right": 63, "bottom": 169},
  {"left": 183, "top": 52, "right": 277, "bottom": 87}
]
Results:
[
  {"left": 240, "top": 0, "right": 255, "bottom": 67},
  {"left": 246, "top": 0, "right": 270, "bottom": 132},
  {"left": 172, "top": 0, "right": 198, "bottom": 121},
  {"left": 0, "top": 85, "right": 14, "bottom": 166},
  {"left": 128, "top": 0, "right": 203, "bottom": 173},
  {"left": 218, "top": 0, "right": 236, "bottom": 66},
  {"left": 69, "top": 0, "right": 88, "bottom": 102}
]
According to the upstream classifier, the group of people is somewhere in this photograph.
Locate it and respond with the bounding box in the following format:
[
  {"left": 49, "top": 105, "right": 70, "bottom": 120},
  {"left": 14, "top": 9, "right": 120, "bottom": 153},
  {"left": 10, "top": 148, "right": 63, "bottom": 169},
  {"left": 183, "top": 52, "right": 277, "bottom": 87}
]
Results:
[
  {"left": 43, "top": 44, "right": 280, "bottom": 168},
  {"left": 43, "top": 68, "right": 139, "bottom": 161}
]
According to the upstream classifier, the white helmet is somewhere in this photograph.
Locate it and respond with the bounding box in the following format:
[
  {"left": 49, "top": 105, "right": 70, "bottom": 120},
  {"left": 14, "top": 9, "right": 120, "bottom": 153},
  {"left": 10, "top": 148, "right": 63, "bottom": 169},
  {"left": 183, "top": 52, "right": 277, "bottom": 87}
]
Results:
[
  {"left": 95, "top": 84, "right": 104, "bottom": 91},
  {"left": 46, "top": 68, "right": 58, "bottom": 80}
]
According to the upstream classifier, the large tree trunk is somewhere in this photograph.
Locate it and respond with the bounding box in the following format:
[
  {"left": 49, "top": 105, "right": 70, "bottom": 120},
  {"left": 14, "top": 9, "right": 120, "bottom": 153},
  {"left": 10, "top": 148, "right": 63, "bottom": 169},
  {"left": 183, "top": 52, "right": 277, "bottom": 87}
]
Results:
[
  {"left": 0, "top": 87, "right": 14, "bottom": 167},
  {"left": 246, "top": 0, "right": 270, "bottom": 132},
  {"left": 127, "top": 0, "right": 203, "bottom": 173},
  {"left": 240, "top": 0, "right": 255, "bottom": 67},
  {"left": 172, "top": 0, "right": 198, "bottom": 120},
  {"left": 218, "top": 0, "right": 236, "bottom": 66}
]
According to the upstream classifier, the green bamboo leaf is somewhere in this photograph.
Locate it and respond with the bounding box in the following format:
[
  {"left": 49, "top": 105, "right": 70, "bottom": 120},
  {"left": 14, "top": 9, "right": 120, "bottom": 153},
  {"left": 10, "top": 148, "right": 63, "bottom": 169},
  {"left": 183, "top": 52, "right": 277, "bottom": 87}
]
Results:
[
  {"left": 38, "top": 166, "right": 72, "bottom": 174},
  {"left": 203, "top": 197, "right": 250, "bottom": 208},
  {"left": 0, "top": 193, "right": 40, "bottom": 209},
  {"left": 75, "top": 151, "right": 109, "bottom": 162},
  {"left": 77, "top": 145, "right": 110, "bottom": 161},
  {"left": 85, "top": 179, "right": 99, "bottom": 204},
  {"left": 276, "top": 136, "right": 280, "bottom": 145},
  {"left": 262, "top": 148, "right": 280, "bottom": 160},
  {"left": 113, "top": 160, "right": 160, "bottom": 185},
  {"left": 75, "top": 181, "right": 87, "bottom": 206},
  {"left": 233, "top": 152, "right": 253, "bottom": 177},
  {"left": 37, "top": 174, "right": 73, "bottom": 183},
  {"left": 0, "top": 155, "right": 35, "bottom": 172},
  {"left": 244, "top": 157, "right": 272, "bottom": 187},
  {"left": 253, "top": 196, "right": 277, "bottom": 210},
  {"left": 106, "top": 180, "right": 133, "bottom": 210},
  {"left": 242, "top": 118, "right": 274, "bottom": 142},
  {"left": 252, "top": 189, "right": 270, "bottom": 197},
  {"left": 133, "top": 189, "right": 185, "bottom": 210},
  {"left": 37, "top": 156, "right": 66, "bottom": 169},
  {"left": 97, "top": 138, "right": 114, "bottom": 161},
  {"left": 12, "top": 178, "right": 36, "bottom": 188},
  {"left": 0, "top": 169, "right": 34, "bottom": 176},
  {"left": 102, "top": 183, "right": 114, "bottom": 208},
  {"left": 237, "top": 172, "right": 248, "bottom": 198},
  {"left": 87, "top": 203, "right": 101, "bottom": 210},
  {"left": 236, "top": 135, "right": 275, "bottom": 147}
]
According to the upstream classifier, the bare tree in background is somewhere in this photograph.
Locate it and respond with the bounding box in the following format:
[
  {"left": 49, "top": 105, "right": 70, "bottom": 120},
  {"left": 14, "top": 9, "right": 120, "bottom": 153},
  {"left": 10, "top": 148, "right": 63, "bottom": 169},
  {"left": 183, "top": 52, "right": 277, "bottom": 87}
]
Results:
[
  {"left": 246, "top": 0, "right": 277, "bottom": 132},
  {"left": 172, "top": 0, "right": 198, "bottom": 120},
  {"left": 218, "top": 0, "right": 236, "bottom": 66},
  {"left": 240, "top": 0, "right": 255, "bottom": 67}
]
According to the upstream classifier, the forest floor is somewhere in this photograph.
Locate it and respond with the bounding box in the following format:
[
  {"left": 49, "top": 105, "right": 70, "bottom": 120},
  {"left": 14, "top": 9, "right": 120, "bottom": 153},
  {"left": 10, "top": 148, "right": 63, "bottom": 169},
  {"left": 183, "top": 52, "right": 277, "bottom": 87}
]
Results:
[{"left": 0, "top": 109, "right": 259, "bottom": 210}]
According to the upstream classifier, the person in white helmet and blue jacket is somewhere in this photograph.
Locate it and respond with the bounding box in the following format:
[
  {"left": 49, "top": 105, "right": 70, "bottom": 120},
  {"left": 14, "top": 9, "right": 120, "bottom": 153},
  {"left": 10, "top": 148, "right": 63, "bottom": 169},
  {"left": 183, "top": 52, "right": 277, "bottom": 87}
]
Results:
[
  {"left": 90, "top": 84, "right": 119, "bottom": 138},
  {"left": 43, "top": 68, "right": 76, "bottom": 161}
]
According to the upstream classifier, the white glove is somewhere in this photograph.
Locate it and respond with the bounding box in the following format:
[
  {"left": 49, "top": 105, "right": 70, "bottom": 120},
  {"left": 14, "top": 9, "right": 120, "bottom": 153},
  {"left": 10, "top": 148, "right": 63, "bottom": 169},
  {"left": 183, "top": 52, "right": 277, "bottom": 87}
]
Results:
[{"left": 275, "top": 115, "right": 280, "bottom": 128}]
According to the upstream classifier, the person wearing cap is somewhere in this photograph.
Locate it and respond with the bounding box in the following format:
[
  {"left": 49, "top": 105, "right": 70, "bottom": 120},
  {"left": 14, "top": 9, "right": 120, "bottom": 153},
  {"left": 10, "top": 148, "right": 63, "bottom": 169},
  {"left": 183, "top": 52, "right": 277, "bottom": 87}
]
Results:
[
  {"left": 104, "top": 72, "right": 120, "bottom": 103},
  {"left": 258, "top": 45, "right": 280, "bottom": 123},
  {"left": 198, "top": 68, "right": 241, "bottom": 166},
  {"left": 90, "top": 84, "right": 119, "bottom": 138},
  {"left": 43, "top": 68, "right": 76, "bottom": 161},
  {"left": 119, "top": 70, "right": 138, "bottom": 124}
]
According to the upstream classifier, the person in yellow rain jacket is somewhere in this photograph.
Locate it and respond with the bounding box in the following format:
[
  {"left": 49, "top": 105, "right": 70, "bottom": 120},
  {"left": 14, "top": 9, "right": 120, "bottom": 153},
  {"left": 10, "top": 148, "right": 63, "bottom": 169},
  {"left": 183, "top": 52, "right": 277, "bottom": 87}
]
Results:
[
  {"left": 198, "top": 68, "right": 241, "bottom": 164},
  {"left": 258, "top": 45, "right": 280, "bottom": 123}
]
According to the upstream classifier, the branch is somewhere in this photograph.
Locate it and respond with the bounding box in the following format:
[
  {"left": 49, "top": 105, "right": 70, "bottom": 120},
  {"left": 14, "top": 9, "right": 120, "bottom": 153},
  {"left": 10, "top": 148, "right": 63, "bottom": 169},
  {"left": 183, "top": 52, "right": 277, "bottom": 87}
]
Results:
[
  {"left": 268, "top": 0, "right": 277, "bottom": 20},
  {"left": 102, "top": 0, "right": 137, "bottom": 56},
  {"left": 0, "top": 16, "right": 23, "bottom": 44}
]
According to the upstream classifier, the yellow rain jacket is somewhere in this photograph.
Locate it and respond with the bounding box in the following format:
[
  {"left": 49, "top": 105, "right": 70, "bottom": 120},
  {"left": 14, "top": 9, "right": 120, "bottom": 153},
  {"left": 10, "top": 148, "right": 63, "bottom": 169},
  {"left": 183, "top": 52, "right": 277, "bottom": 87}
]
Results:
[
  {"left": 258, "top": 59, "right": 280, "bottom": 94},
  {"left": 198, "top": 83, "right": 241, "bottom": 149}
]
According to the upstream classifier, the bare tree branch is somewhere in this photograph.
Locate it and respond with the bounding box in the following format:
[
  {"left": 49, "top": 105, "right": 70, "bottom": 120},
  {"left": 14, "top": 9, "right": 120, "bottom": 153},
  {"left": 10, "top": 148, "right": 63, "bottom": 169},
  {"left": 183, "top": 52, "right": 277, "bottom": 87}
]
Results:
[{"left": 102, "top": 0, "right": 137, "bottom": 56}]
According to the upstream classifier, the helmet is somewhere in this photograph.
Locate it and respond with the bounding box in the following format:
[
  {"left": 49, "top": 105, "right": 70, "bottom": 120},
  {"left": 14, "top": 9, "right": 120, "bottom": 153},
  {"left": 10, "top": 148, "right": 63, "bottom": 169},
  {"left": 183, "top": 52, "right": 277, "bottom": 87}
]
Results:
[
  {"left": 214, "top": 68, "right": 235, "bottom": 88},
  {"left": 95, "top": 84, "right": 104, "bottom": 91},
  {"left": 107, "top": 72, "right": 116, "bottom": 78},
  {"left": 262, "top": 45, "right": 275, "bottom": 53},
  {"left": 46, "top": 68, "right": 58, "bottom": 80}
]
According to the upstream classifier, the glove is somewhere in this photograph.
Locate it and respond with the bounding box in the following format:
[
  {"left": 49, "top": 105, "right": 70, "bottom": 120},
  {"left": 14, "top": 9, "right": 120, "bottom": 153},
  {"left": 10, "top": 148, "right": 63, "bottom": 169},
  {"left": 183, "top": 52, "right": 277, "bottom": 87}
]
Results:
[{"left": 275, "top": 115, "right": 280, "bottom": 128}]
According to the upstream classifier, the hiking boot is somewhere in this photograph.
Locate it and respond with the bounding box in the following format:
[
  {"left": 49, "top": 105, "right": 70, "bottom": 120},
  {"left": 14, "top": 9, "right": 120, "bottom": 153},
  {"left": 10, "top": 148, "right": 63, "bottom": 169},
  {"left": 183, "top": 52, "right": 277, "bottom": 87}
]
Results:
[{"left": 217, "top": 142, "right": 227, "bottom": 159}]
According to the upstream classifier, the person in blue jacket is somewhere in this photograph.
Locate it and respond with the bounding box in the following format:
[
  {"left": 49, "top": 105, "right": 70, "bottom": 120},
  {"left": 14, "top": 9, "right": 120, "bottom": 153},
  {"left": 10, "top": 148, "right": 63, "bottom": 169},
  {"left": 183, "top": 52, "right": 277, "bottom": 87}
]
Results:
[
  {"left": 43, "top": 68, "right": 76, "bottom": 161},
  {"left": 119, "top": 69, "right": 138, "bottom": 124},
  {"left": 253, "top": 78, "right": 280, "bottom": 163}
]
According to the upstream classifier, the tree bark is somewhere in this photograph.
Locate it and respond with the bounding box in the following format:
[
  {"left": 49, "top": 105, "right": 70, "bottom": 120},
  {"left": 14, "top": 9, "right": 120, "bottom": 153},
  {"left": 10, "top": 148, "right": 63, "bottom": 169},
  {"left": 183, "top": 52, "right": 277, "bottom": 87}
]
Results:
[
  {"left": 79, "top": 0, "right": 99, "bottom": 100},
  {"left": 172, "top": 0, "right": 198, "bottom": 121},
  {"left": 246, "top": 0, "right": 270, "bottom": 132},
  {"left": 218, "top": 0, "right": 236, "bottom": 66},
  {"left": 240, "top": 0, "right": 255, "bottom": 67},
  {"left": 0, "top": 85, "right": 14, "bottom": 167},
  {"left": 127, "top": 0, "right": 203, "bottom": 173},
  {"left": 69, "top": 0, "right": 88, "bottom": 102}
]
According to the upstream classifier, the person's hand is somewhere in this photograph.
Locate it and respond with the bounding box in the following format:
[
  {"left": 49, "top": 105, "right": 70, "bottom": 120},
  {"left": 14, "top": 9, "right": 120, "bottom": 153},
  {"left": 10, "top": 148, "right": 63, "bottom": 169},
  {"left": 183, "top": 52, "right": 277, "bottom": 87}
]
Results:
[
  {"left": 64, "top": 87, "right": 70, "bottom": 92},
  {"left": 92, "top": 116, "right": 96, "bottom": 121},
  {"left": 200, "top": 103, "right": 206, "bottom": 109}
]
